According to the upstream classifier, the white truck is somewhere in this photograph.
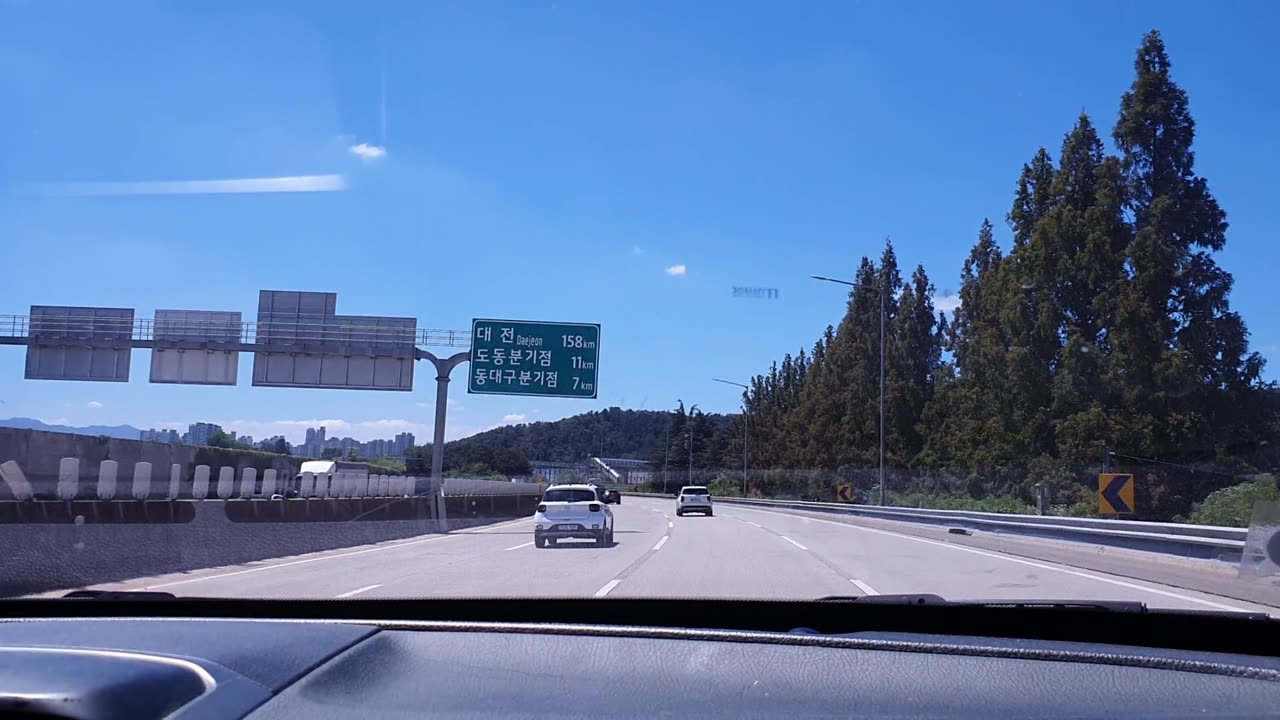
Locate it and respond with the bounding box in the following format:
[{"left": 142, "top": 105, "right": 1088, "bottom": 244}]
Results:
[{"left": 292, "top": 460, "right": 370, "bottom": 497}]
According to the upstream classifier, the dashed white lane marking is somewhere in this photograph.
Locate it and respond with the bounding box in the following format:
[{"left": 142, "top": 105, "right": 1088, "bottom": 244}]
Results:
[
  {"left": 737, "top": 506, "right": 1255, "bottom": 613},
  {"left": 781, "top": 535, "right": 808, "bottom": 551},
  {"left": 594, "top": 579, "right": 622, "bottom": 598},
  {"left": 668, "top": 521, "right": 674, "bottom": 528},
  {"left": 745, "top": 520, "right": 762, "bottom": 528},
  {"left": 336, "top": 584, "right": 382, "bottom": 598},
  {"left": 653, "top": 536, "right": 669, "bottom": 551},
  {"left": 504, "top": 541, "right": 534, "bottom": 551},
  {"left": 850, "top": 579, "right": 879, "bottom": 596}
]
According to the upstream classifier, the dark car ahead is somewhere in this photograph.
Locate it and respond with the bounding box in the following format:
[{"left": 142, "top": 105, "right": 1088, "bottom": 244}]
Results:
[{"left": 601, "top": 489, "right": 621, "bottom": 504}]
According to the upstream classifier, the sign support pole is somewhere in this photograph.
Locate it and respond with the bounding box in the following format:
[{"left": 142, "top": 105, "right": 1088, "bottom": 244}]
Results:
[{"left": 421, "top": 350, "right": 470, "bottom": 532}]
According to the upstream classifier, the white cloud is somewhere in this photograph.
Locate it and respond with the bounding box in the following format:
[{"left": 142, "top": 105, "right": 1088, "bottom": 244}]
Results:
[
  {"left": 934, "top": 294, "right": 962, "bottom": 312},
  {"left": 86, "top": 401, "right": 103, "bottom": 409},
  {"left": 501, "top": 414, "right": 526, "bottom": 425},
  {"left": 665, "top": 264, "right": 688, "bottom": 277},
  {"left": 24, "top": 175, "right": 347, "bottom": 196},
  {"left": 38, "top": 417, "right": 71, "bottom": 426},
  {"left": 631, "top": 245, "right": 646, "bottom": 255},
  {"left": 349, "top": 143, "right": 387, "bottom": 161}
]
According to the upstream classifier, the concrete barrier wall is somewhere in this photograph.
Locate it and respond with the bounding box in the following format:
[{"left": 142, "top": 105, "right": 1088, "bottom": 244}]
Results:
[
  {"left": 0, "top": 494, "right": 535, "bottom": 598},
  {"left": 0, "top": 428, "right": 302, "bottom": 501},
  {"left": 0, "top": 429, "right": 550, "bottom": 597}
]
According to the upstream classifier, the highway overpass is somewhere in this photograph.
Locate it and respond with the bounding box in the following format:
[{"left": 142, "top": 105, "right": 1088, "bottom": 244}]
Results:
[{"left": 46, "top": 496, "right": 1280, "bottom": 614}]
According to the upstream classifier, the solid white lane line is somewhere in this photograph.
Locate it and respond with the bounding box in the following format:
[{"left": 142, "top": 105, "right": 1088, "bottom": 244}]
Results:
[
  {"left": 738, "top": 506, "right": 1255, "bottom": 613},
  {"left": 594, "top": 579, "right": 622, "bottom": 598},
  {"left": 781, "top": 535, "right": 808, "bottom": 551},
  {"left": 850, "top": 579, "right": 879, "bottom": 596},
  {"left": 336, "top": 584, "right": 382, "bottom": 598},
  {"left": 653, "top": 536, "right": 669, "bottom": 551},
  {"left": 504, "top": 541, "right": 534, "bottom": 551},
  {"left": 142, "top": 517, "right": 531, "bottom": 590}
]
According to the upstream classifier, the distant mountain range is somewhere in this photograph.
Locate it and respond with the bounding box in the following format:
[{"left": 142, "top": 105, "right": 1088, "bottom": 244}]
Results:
[
  {"left": 0, "top": 417, "right": 143, "bottom": 440},
  {"left": 446, "top": 407, "right": 735, "bottom": 464}
]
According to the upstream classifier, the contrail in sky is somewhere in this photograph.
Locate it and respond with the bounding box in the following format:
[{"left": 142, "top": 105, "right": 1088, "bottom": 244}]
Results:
[{"left": 21, "top": 175, "right": 348, "bottom": 197}]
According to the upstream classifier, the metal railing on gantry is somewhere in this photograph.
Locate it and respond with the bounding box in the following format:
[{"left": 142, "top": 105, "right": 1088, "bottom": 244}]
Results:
[{"left": 0, "top": 314, "right": 472, "bottom": 350}]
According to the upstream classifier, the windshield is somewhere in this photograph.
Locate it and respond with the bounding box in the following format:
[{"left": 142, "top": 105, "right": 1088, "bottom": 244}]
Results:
[
  {"left": 544, "top": 489, "right": 598, "bottom": 504},
  {"left": 2, "top": 2, "right": 1279, "bottom": 616}
]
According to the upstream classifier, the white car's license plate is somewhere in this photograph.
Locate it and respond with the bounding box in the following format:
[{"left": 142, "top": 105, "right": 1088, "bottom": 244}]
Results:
[{"left": 555, "top": 524, "right": 577, "bottom": 531}]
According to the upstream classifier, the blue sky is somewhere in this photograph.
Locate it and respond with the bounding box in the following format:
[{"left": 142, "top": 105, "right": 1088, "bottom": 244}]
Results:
[{"left": 1, "top": 1, "right": 1278, "bottom": 446}]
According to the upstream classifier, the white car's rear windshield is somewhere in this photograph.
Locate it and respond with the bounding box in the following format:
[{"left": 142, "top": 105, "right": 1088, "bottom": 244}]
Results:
[
  {"left": 544, "top": 489, "right": 597, "bottom": 503},
  {"left": 682, "top": 488, "right": 708, "bottom": 496}
]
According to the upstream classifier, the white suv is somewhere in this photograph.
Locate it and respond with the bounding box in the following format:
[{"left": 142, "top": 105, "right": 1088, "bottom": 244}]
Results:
[
  {"left": 676, "top": 486, "right": 713, "bottom": 517},
  {"left": 534, "top": 484, "right": 615, "bottom": 548}
]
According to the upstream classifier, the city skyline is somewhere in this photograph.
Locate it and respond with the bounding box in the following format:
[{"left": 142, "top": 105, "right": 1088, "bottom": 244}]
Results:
[{"left": 140, "top": 421, "right": 415, "bottom": 458}]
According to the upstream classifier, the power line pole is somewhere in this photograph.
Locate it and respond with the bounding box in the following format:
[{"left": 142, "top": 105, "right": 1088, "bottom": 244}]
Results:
[
  {"left": 687, "top": 404, "right": 700, "bottom": 487},
  {"left": 713, "top": 378, "right": 750, "bottom": 496},
  {"left": 878, "top": 278, "right": 886, "bottom": 507}
]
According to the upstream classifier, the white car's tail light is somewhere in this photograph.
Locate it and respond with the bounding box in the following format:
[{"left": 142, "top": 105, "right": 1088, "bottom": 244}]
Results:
[
  {"left": 589, "top": 503, "right": 600, "bottom": 512},
  {"left": 537, "top": 504, "right": 547, "bottom": 513}
]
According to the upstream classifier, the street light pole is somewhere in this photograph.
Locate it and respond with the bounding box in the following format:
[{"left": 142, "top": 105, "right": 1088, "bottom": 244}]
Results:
[
  {"left": 713, "top": 378, "right": 750, "bottom": 496},
  {"left": 418, "top": 349, "right": 470, "bottom": 530},
  {"left": 811, "top": 274, "right": 886, "bottom": 506}
]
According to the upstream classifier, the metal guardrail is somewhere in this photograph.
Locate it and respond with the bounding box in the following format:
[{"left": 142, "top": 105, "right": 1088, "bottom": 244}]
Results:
[
  {"left": 624, "top": 492, "right": 1247, "bottom": 562},
  {"left": 442, "top": 478, "right": 546, "bottom": 497},
  {"left": 0, "top": 314, "right": 472, "bottom": 349}
]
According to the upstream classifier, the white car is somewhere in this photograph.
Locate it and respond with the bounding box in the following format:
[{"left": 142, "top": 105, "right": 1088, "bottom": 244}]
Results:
[
  {"left": 534, "top": 484, "right": 615, "bottom": 548},
  {"left": 676, "top": 486, "right": 713, "bottom": 517}
]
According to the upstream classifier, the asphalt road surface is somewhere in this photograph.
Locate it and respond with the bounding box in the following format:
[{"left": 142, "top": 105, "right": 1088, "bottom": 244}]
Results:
[{"left": 72, "top": 497, "right": 1280, "bottom": 614}]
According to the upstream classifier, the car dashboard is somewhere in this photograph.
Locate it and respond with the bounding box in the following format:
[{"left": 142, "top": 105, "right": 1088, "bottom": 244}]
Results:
[{"left": 2, "top": 608, "right": 1280, "bottom": 719}]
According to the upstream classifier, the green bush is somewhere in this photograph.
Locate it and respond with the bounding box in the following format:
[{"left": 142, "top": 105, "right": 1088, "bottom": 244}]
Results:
[
  {"left": 707, "top": 472, "right": 744, "bottom": 498},
  {"left": 1055, "top": 501, "right": 1097, "bottom": 518},
  {"left": 368, "top": 458, "right": 406, "bottom": 475},
  {"left": 887, "top": 491, "right": 1035, "bottom": 514},
  {"left": 1186, "top": 475, "right": 1280, "bottom": 528}
]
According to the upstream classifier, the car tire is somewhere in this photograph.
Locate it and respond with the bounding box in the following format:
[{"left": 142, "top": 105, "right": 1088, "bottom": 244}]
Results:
[
  {"left": 534, "top": 536, "right": 546, "bottom": 549},
  {"left": 676, "top": 509, "right": 683, "bottom": 517},
  {"left": 707, "top": 510, "right": 714, "bottom": 517},
  {"left": 607, "top": 528, "right": 615, "bottom": 546},
  {"left": 596, "top": 531, "right": 607, "bottom": 548}
]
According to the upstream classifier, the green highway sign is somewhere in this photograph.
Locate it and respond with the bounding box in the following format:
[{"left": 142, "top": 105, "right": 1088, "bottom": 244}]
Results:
[{"left": 468, "top": 319, "right": 600, "bottom": 399}]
